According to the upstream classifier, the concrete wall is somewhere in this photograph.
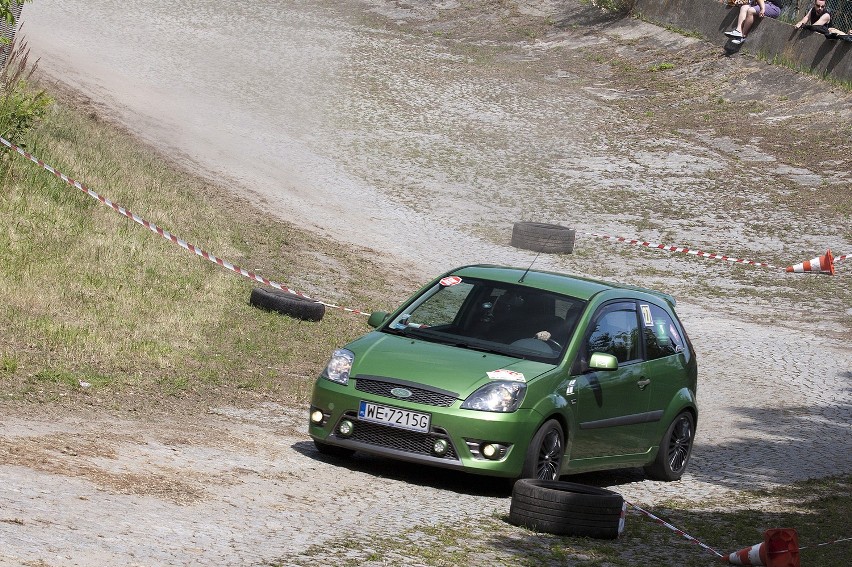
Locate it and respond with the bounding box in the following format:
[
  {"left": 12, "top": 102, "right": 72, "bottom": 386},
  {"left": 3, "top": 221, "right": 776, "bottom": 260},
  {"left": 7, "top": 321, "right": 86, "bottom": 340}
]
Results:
[{"left": 634, "top": 0, "right": 852, "bottom": 83}]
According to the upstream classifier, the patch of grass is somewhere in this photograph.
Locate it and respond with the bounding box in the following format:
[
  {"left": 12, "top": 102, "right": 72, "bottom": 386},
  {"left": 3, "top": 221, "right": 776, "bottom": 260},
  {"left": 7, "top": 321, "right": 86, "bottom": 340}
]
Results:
[
  {"left": 277, "top": 475, "right": 851, "bottom": 566},
  {"left": 649, "top": 62, "right": 675, "bottom": 72},
  {"left": 1, "top": 352, "right": 16, "bottom": 374},
  {"left": 662, "top": 23, "right": 703, "bottom": 39},
  {"left": 592, "top": 0, "right": 636, "bottom": 16},
  {"left": 0, "top": 91, "right": 407, "bottom": 411},
  {"left": 765, "top": 52, "right": 852, "bottom": 91}
]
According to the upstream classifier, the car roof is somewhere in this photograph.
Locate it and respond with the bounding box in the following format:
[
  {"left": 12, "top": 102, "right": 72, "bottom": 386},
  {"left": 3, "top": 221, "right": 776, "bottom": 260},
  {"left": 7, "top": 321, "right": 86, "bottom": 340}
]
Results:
[{"left": 451, "top": 264, "right": 677, "bottom": 306}]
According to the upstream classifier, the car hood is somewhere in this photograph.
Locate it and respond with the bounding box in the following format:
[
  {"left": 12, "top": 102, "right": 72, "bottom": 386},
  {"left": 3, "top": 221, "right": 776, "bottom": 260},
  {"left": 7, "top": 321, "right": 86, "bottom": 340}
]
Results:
[{"left": 347, "top": 332, "right": 555, "bottom": 396}]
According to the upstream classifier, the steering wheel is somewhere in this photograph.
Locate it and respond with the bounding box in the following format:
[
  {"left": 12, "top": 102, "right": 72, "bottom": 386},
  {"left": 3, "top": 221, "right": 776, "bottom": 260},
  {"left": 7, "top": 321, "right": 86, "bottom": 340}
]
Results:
[{"left": 545, "top": 339, "right": 562, "bottom": 351}]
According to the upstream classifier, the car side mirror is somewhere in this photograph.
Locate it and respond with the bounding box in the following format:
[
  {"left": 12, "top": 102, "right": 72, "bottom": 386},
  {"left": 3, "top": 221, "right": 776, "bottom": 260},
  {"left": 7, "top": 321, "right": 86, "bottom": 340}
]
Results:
[
  {"left": 588, "top": 352, "right": 618, "bottom": 371},
  {"left": 368, "top": 311, "right": 390, "bottom": 328}
]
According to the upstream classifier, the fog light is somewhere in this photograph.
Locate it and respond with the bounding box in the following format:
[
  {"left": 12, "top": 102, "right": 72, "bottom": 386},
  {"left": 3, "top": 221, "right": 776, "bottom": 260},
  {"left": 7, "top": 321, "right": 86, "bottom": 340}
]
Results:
[
  {"left": 310, "top": 410, "right": 325, "bottom": 424},
  {"left": 432, "top": 439, "right": 449, "bottom": 456},
  {"left": 338, "top": 419, "right": 354, "bottom": 437},
  {"left": 482, "top": 443, "right": 498, "bottom": 459}
]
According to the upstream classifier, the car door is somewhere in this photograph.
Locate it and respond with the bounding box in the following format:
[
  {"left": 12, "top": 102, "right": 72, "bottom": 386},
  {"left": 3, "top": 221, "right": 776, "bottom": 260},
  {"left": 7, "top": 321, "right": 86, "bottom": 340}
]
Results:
[
  {"left": 638, "top": 301, "right": 691, "bottom": 431},
  {"left": 570, "top": 300, "right": 652, "bottom": 458}
]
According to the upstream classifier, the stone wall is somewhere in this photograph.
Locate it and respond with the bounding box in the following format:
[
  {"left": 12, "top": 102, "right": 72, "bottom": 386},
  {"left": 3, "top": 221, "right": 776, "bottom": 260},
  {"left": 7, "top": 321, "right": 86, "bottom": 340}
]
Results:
[{"left": 633, "top": 0, "right": 852, "bottom": 83}]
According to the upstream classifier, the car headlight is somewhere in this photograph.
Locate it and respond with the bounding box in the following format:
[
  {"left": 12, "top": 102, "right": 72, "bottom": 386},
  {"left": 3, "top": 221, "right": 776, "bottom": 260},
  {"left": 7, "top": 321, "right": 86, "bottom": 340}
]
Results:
[
  {"left": 322, "top": 349, "right": 354, "bottom": 385},
  {"left": 461, "top": 381, "right": 526, "bottom": 413}
]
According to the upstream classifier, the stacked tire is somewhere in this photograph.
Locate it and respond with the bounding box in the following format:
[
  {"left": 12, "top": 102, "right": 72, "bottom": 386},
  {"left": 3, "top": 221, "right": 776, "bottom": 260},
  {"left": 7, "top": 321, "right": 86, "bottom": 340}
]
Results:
[
  {"left": 508, "top": 480, "right": 625, "bottom": 539},
  {"left": 249, "top": 287, "right": 325, "bottom": 322},
  {"left": 510, "top": 222, "right": 575, "bottom": 254}
]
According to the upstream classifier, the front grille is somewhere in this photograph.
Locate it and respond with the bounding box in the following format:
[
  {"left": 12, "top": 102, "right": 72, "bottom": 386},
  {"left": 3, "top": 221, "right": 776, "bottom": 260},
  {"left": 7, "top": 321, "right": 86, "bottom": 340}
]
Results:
[
  {"left": 355, "top": 376, "right": 458, "bottom": 407},
  {"left": 337, "top": 413, "right": 459, "bottom": 460}
]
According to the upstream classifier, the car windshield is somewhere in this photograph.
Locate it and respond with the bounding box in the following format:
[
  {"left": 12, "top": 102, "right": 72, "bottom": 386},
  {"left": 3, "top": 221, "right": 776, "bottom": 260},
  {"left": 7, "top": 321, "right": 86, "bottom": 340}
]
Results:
[{"left": 384, "top": 276, "right": 586, "bottom": 363}]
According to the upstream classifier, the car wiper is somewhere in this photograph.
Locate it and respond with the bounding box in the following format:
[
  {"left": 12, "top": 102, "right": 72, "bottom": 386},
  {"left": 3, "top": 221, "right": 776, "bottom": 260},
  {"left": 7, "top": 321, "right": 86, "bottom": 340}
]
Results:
[
  {"left": 454, "top": 342, "right": 509, "bottom": 356},
  {"left": 383, "top": 326, "right": 409, "bottom": 336}
]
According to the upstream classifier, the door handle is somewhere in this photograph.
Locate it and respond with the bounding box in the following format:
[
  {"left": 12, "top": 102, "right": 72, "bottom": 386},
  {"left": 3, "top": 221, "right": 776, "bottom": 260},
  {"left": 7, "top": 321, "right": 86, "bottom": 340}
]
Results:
[{"left": 636, "top": 378, "right": 651, "bottom": 390}]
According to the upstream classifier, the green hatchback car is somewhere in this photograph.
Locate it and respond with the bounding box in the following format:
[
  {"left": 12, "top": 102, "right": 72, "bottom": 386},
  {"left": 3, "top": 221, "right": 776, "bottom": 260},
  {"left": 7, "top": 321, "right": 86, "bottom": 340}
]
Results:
[{"left": 308, "top": 265, "right": 697, "bottom": 481}]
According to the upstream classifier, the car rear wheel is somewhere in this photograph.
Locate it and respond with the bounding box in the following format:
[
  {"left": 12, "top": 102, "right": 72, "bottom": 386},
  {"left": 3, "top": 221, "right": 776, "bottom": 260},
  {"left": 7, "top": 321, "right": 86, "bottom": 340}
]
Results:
[
  {"left": 521, "top": 419, "right": 564, "bottom": 480},
  {"left": 644, "top": 411, "right": 694, "bottom": 481}
]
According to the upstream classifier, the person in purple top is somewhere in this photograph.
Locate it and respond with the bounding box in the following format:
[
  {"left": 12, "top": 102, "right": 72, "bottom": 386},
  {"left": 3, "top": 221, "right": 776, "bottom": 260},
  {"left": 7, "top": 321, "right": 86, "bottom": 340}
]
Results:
[{"left": 724, "top": 0, "right": 782, "bottom": 45}]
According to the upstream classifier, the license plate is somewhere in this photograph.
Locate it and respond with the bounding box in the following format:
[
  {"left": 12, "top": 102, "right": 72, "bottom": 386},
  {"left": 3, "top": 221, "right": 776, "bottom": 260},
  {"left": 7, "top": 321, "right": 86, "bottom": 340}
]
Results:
[{"left": 358, "top": 401, "right": 431, "bottom": 433}]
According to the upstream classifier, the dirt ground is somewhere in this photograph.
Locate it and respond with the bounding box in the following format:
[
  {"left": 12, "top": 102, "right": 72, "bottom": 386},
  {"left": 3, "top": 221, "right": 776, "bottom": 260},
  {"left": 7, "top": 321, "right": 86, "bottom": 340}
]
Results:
[{"left": 3, "top": 1, "right": 851, "bottom": 566}]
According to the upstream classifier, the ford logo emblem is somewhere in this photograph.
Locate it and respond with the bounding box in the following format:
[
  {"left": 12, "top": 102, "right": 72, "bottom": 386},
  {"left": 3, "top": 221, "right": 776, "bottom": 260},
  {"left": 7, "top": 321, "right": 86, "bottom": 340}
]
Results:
[{"left": 390, "top": 387, "right": 412, "bottom": 398}]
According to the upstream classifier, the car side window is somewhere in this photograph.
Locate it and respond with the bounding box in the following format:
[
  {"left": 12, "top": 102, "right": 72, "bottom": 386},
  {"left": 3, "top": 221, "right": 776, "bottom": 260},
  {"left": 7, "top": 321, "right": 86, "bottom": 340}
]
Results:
[
  {"left": 640, "top": 303, "right": 684, "bottom": 360},
  {"left": 586, "top": 302, "right": 640, "bottom": 364}
]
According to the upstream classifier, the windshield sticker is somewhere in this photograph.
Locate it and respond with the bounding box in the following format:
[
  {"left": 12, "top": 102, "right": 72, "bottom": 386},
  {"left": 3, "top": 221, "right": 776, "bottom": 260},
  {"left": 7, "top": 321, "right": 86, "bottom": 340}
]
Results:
[
  {"left": 439, "top": 276, "right": 462, "bottom": 287},
  {"left": 487, "top": 369, "right": 526, "bottom": 382},
  {"left": 640, "top": 304, "right": 653, "bottom": 327}
]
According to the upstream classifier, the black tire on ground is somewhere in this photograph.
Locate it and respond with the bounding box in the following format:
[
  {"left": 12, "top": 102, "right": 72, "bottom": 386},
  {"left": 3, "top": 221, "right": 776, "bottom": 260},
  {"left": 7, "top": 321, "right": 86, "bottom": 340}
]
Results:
[
  {"left": 508, "top": 479, "right": 625, "bottom": 539},
  {"left": 644, "top": 411, "right": 695, "bottom": 481},
  {"left": 249, "top": 287, "right": 325, "bottom": 322},
  {"left": 520, "top": 419, "right": 565, "bottom": 480},
  {"left": 313, "top": 439, "right": 356, "bottom": 458},
  {"left": 510, "top": 222, "right": 576, "bottom": 254}
]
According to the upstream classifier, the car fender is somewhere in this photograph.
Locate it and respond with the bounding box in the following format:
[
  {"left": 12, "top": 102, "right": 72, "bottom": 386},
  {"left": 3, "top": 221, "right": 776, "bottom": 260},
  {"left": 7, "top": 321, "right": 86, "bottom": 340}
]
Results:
[
  {"left": 525, "top": 378, "right": 577, "bottom": 447},
  {"left": 648, "top": 386, "right": 698, "bottom": 442}
]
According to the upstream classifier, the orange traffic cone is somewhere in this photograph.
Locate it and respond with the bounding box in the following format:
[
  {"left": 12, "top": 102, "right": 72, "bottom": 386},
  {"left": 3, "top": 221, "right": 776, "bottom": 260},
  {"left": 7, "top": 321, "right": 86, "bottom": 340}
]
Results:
[
  {"left": 727, "top": 528, "right": 800, "bottom": 566},
  {"left": 785, "top": 249, "right": 834, "bottom": 275}
]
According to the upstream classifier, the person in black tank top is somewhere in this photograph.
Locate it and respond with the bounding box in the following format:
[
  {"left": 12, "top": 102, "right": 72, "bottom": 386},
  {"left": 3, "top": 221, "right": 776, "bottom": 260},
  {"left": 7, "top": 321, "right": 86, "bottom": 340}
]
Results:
[{"left": 795, "top": 0, "right": 832, "bottom": 31}]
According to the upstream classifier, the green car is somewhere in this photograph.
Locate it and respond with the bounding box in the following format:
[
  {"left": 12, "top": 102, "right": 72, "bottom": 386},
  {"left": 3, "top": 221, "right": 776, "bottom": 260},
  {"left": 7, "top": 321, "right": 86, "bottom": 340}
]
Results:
[{"left": 308, "top": 265, "right": 697, "bottom": 481}]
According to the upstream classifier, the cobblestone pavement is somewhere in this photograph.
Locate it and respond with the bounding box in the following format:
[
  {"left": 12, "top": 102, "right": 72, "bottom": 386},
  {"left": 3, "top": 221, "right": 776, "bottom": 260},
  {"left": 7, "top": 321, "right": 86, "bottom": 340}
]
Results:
[{"left": 3, "top": 0, "right": 850, "bottom": 565}]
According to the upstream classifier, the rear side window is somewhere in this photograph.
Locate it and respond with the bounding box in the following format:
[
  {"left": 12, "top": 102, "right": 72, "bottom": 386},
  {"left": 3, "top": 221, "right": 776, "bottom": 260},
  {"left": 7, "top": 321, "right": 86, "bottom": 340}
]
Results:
[
  {"left": 640, "top": 303, "right": 684, "bottom": 360},
  {"left": 586, "top": 301, "right": 640, "bottom": 364}
]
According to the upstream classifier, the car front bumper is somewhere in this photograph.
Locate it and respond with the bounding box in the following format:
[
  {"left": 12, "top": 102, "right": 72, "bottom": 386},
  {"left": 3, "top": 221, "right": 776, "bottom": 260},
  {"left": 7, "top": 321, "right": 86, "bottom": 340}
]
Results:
[{"left": 308, "top": 377, "right": 540, "bottom": 478}]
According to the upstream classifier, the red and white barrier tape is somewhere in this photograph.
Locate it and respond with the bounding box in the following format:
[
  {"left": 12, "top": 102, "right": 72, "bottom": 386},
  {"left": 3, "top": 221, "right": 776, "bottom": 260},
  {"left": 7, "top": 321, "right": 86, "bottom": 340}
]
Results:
[
  {"left": 581, "top": 232, "right": 780, "bottom": 270},
  {"left": 629, "top": 500, "right": 851, "bottom": 560},
  {"left": 626, "top": 501, "right": 724, "bottom": 559},
  {"left": 798, "top": 536, "right": 852, "bottom": 551},
  {"left": 0, "top": 135, "right": 370, "bottom": 317},
  {"left": 581, "top": 231, "right": 849, "bottom": 270}
]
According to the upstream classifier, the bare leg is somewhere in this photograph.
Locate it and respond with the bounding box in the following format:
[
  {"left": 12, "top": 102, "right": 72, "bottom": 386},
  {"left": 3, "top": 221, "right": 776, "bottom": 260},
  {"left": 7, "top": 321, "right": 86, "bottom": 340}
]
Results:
[
  {"left": 742, "top": 9, "right": 756, "bottom": 37},
  {"left": 735, "top": 5, "right": 751, "bottom": 34}
]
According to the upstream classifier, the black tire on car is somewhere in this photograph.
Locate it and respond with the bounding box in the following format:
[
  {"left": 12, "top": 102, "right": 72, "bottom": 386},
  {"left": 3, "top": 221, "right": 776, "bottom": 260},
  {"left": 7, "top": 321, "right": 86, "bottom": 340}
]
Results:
[
  {"left": 520, "top": 419, "right": 565, "bottom": 480},
  {"left": 509, "top": 479, "right": 625, "bottom": 539},
  {"left": 644, "top": 410, "right": 695, "bottom": 481},
  {"left": 313, "top": 439, "right": 356, "bottom": 458},
  {"left": 510, "top": 222, "right": 576, "bottom": 254},
  {"left": 249, "top": 287, "right": 325, "bottom": 322}
]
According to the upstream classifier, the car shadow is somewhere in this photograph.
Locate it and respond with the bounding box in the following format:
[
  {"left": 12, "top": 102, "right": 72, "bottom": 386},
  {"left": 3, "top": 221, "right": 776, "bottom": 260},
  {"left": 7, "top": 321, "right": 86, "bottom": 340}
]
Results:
[
  {"left": 291, "top": 440, "right": 514, "bottom": 496},
  {"left": 293, "top": 439, "right": 656, "bottom": 495}
]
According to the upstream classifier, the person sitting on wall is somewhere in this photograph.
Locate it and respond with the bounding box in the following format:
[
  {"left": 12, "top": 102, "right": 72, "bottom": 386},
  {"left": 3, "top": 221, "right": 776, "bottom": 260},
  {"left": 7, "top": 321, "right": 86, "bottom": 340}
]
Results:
[
  {"left": 723, "top": 0, "right": 782, "bottom": 45},
  {"left": 794, "top": 0, "right": 832, "bottom": 34}
]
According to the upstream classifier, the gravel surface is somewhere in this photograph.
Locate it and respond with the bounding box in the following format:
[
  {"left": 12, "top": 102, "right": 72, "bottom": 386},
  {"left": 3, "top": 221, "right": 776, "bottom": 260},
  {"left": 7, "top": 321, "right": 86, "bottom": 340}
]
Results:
[{"left": 3, "top": 1, "right": 851, "bottom": 565}]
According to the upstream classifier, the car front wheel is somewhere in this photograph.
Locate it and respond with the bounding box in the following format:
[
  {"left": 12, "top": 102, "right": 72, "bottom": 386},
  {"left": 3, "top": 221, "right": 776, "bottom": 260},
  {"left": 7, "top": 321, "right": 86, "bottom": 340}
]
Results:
[
  {"left": 521, "top": 419, "right": 565, "bottom": 480},
  {"left": 644, "top": 411, "right": 694, "bottom": 481}
]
